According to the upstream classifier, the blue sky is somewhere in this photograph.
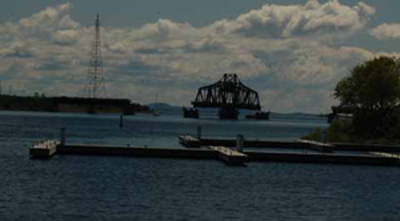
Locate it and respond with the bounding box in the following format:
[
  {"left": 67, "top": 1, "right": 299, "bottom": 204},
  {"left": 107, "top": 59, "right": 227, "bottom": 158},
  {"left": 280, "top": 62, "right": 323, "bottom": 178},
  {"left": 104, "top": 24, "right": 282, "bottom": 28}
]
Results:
[
  {"left": 1, "top": 0, "right": 400, "bottom": 113},
  {"left": 3, "top": 0, "right": 400, "bottom": 27}
]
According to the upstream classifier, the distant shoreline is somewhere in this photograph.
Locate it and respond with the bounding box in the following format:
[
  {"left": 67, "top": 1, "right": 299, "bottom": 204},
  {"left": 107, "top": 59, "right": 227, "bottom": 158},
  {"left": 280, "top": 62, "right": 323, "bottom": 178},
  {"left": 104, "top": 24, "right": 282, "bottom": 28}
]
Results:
[{"left": 0, "top": 94, "right": 149, "bottom": 115}]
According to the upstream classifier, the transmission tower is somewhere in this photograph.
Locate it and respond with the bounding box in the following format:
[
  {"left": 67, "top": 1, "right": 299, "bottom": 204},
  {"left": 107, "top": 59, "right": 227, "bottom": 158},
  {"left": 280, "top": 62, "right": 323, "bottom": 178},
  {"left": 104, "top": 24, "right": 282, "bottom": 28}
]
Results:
[{"left": 85, "top": 14, "right": 107, "bottom": 98}]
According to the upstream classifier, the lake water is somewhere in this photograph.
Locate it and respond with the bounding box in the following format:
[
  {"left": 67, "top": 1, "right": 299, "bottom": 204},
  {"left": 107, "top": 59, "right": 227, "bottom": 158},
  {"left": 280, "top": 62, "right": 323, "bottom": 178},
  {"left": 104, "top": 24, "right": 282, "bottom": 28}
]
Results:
[{"left": 1, "top": 111, "right": 400, "bottom": 220}]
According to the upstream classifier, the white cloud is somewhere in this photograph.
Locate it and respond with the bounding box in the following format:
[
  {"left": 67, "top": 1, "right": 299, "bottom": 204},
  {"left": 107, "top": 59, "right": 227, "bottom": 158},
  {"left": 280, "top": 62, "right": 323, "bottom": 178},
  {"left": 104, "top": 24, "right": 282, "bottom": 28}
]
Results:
[
  {"left": 0, "top": 41, "right": 34, "bottom": 57},
  {"left": 53, "top": 29, "right": 79, "bottom": 45},
  {"left": 370, "top": 23, "right": 400, "bottom": 40},
  {"left": 208, "top": 0, "right": 374, "bottom": 38},
  {"left": 137, "top": 19, "right": 195, "bottom": 39},
  {"left": 19, "top": 3, "right": 79, "bottom": 31}
]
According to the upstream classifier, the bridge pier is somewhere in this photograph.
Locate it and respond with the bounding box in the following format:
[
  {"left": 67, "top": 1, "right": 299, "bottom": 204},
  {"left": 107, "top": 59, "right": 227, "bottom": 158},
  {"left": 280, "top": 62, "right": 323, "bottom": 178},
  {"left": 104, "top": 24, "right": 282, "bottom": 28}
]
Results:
[
  {"left": 183, "top": 107, "right": 199, "bottom": 118},
  {"left": 219, "top": 106, "right": 239, "bottom": 119}
]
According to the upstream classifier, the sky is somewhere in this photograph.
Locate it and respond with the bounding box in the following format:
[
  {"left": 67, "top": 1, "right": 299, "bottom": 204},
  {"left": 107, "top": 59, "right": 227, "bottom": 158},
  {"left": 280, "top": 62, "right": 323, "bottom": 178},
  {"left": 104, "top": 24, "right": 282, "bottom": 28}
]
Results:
[{"left": 1, "top": 0, "right": 400, "bottom": 113}]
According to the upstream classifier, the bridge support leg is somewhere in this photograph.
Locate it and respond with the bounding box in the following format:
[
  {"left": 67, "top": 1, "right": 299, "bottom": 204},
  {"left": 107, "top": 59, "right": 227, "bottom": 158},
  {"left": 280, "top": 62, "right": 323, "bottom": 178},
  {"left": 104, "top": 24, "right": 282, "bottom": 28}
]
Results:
[
  {"left": 183, "top": 107, "right": 199, "bottom": 118},
  {"left": 219, "top": 106, "right": 239, "bottom": 120}
]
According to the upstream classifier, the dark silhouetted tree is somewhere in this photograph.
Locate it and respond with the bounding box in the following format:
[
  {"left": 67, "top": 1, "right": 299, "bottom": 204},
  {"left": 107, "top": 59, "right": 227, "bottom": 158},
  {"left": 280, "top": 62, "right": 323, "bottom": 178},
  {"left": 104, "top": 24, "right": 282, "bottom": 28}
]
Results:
[{"left": 334, "top": 56, "right": 400, "bottom": 136}]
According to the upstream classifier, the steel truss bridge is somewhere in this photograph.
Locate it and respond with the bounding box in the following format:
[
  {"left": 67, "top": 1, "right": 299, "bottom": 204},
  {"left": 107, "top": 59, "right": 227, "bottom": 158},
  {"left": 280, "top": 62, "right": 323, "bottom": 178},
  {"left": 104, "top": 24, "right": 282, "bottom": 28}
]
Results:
[{"left": 187, "top": 73, "right": 262, "bottom": 119}]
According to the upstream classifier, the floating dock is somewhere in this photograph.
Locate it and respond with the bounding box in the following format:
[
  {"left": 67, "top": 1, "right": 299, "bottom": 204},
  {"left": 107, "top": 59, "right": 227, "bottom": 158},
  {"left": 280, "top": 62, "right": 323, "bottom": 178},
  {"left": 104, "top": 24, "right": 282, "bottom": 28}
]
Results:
[
  {"left": 178, "top": 135, "right": 201, "bottom": 148},
  {"left": 209, "top": 146, "right": 247, "bottom": 166},
  {"left": 57, "top": 144, "right": 216, "bottom": 159},
  {"left": 29, "top": 139, "right": 400, "bottom": 167},
  {"left": 179, "top": 135, "right": 333, "bottom": 152},
  {"left": 245, "top": 151, "right": 400, "bottom": 166},
  {"left": 31, "top": 141, "right": 249, "bottom": 166},
  {"left": 332, "top": 142, "right": 400, "bottom": 153}
]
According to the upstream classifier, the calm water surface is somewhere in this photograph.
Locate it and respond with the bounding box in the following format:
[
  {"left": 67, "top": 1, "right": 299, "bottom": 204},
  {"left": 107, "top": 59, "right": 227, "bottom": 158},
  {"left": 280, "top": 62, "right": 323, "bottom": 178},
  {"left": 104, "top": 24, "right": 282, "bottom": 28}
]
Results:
[{"left": 1, "top": 111, "right": 399, "bottom": 220}]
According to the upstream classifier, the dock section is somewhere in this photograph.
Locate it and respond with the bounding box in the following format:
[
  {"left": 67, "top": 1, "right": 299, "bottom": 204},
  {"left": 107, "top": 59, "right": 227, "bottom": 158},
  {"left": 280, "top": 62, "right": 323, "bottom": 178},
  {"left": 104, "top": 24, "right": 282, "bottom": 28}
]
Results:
[
  {"left": 246, "top": 151, "right": 400, "bottom": 167},
  {"left": 179, "top": 135, "right": 333, "bottom": 152},
  {"left": 332, "top": 142, "right": 400, "bottom": 153},
  {"left": 370, "top": 152, "right": 400, "bottom": 160},
  {"left": 57, "top": 144, "right": 216, "bottom": 159},
  {"left": 297, "top": 139, "right": 334, "bottom": 153},
  {"left": 178, "top": 135, "right": 200, "bottom": 148},
  {"left": 29, "top": 140, "right": 59, "bottom": 159},
  {"left": 58, "top": 144, "right": 247, "bottom": 165},
  {"left": 209, "top": 146, "right": 247, "bottom": 166}
]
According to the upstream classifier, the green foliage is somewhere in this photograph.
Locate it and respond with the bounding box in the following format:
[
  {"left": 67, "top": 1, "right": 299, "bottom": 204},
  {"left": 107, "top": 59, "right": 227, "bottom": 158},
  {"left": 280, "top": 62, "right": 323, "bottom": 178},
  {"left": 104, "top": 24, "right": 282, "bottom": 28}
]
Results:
[
  {"left": 302, "top": 128, "right": 322, "bottom": 142},
  {"left": 334, "top": 56, "right": 400, "bottom": 110},
  {"left": 326, "top": 119, "right": 352, "bottom": 142},
  {"left": 334, "top": 56, "right": 400, "bottom": 137},
  {"left": 304, "top": 120, "right": 354, "bottom": 143}
]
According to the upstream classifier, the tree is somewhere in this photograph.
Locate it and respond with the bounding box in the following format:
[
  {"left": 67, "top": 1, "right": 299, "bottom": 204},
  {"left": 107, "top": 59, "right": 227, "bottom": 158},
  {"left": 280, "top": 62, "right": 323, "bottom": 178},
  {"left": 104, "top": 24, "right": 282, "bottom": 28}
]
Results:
[{"left": 334, "top": 56, "right": 400, "bottom": 137}]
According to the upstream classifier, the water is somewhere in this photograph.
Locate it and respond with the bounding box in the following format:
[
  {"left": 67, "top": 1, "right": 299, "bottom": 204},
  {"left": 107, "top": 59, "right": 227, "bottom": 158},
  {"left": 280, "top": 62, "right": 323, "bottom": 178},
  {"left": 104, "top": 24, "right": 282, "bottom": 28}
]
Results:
[{"left": 1, "top": 111, "right": 400, "bottom": 220}]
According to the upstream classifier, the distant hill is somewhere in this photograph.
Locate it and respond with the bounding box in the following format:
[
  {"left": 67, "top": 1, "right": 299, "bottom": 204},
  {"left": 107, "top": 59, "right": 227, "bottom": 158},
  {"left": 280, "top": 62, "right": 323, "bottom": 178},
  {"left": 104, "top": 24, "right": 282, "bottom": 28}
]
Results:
[
  {"left": 147, "top": 102, "right": 181, "bottom": 111},
  {"left": 147, "top": 102, "right": 326, "bottom": 118},
  {"left": 271, "top": 112, "right": 327, "bottom": 120},
  {"left": 272, "top": 112, "right": 321, "bottom": 117}
]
